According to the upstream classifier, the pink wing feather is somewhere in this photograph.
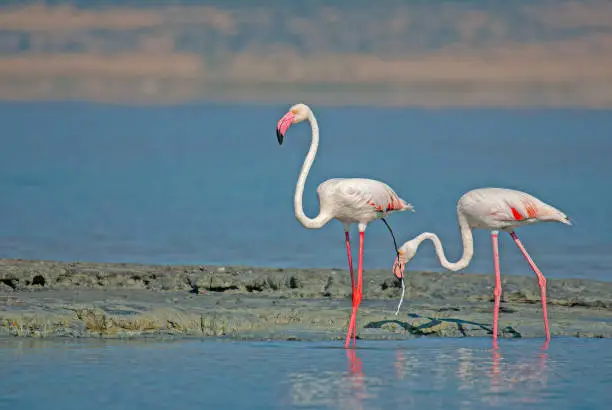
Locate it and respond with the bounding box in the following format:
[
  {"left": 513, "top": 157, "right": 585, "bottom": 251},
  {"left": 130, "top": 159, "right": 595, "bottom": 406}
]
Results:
[{"left": 465, "top": 188, "right": 544, "bottom": 222}]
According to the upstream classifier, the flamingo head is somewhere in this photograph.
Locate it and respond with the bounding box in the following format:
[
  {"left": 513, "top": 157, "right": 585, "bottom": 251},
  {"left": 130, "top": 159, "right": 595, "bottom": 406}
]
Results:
[
  {"left": 276, "top": 103, "right": 311, "bottom": 145},
  {"left": 392, "top": 240, "right": 418, "bottom": 279}
]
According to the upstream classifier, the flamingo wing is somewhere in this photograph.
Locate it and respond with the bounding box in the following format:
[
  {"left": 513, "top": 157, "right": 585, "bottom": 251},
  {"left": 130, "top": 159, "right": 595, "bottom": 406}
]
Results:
[
  {"left": 499, "top": 192, "right": 542, "bottom": 221},
  {"left": 470, "top": 188, "right": 542, "bottom": 222},
  {"left": 320, "top": 178, "right": 413, "bottom": 214}
]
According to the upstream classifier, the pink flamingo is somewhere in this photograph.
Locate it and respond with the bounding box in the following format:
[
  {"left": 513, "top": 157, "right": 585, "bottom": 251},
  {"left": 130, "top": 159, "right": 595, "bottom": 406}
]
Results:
[
  {"left": 392, "top": 187, "right": 571, "bottom": 342},
  {"left": 276, "top": 103, "right": 414, "bottom": 349}
]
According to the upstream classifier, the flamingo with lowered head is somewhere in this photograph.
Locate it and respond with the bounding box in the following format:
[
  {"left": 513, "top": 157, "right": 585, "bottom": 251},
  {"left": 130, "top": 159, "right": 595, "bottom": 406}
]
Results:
[
  {"left": 276, "top": 103, "right": 414, "bottom": 349},
  {"left": 392, "top": 187, "right": 571, "bottom": 343}
]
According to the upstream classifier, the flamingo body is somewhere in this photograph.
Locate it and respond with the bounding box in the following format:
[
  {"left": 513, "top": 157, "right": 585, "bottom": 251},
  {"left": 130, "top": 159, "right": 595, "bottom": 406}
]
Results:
[
  {"left": 316, "top": 178, "right": 413, "bottom": 226},
  {"left": 459, "top": 188, "right": 568, "bottom": 231},
  {"left": 394, "top": 187, "right": 570, "bottom": 344}
]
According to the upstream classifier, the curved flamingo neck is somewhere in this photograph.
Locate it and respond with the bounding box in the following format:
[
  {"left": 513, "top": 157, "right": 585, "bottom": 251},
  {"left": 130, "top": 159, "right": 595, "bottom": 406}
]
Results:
[
  {"left": 412, "top": 211, "right": 474, "bottom": 271},
  {"left": 294, "top": 111, "right": 331, "bottom": 229}
]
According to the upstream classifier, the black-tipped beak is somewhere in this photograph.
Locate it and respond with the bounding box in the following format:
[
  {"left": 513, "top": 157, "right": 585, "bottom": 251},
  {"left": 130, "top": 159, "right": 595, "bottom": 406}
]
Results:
[{"left": 276, "top": 128, "right": 284, "bottom": 145}]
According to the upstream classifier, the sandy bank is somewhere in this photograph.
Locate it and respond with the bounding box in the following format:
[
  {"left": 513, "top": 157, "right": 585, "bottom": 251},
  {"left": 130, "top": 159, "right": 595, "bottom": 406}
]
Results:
[{"left": 1, "top": 259, "right": 611, "bottom": 340}]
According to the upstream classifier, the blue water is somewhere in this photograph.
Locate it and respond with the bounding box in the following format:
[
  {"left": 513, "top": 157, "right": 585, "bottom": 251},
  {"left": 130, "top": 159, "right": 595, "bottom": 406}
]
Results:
[
  {"left": 1, "top": 338, "right": 610, "bottom": 409},
  {"left": 0, "top": 102, "right": 611, "bottom": 280}
]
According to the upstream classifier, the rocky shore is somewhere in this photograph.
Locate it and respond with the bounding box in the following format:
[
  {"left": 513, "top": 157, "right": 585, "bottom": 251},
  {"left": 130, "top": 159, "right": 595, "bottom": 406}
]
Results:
[{"left": 1, "top": 259, "right": 611, "bottom": 340}]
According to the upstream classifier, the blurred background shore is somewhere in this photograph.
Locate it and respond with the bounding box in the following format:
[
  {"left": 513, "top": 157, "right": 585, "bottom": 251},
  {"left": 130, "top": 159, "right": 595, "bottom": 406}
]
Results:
[{"left": 1, "top": 0, "right": 611, "bottom": 108}]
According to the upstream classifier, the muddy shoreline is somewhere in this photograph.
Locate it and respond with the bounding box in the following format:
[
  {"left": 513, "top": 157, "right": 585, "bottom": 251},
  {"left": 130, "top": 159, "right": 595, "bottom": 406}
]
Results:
[{"left": 1, "top": 259, "right": 611, "bottom": 340}]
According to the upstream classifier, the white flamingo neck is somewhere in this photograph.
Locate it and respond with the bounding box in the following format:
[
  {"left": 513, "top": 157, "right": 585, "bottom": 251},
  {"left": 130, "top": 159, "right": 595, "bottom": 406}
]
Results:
[
  {"left": 293, "top": 111, "right": 330, "bottom": 229},
  {"left": 412, "top": 211, "right": 474, "bottom": 271}
]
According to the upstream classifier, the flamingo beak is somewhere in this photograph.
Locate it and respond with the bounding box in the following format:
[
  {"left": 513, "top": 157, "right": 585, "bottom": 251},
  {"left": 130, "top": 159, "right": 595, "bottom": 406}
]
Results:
[
  {"left": 276, "top": 112, "right": 295, "bottom": 145},
  {"left": 393, "top": 252, "right": 405, "bottom": 279}
]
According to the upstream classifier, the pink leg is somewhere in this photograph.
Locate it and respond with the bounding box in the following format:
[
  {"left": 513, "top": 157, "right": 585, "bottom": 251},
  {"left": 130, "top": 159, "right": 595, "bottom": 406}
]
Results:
[
  {"left": 491, "top": 231, "right": 502, "bottom": 343},
  {"left": 345, "top": 231, "right": 355, "bottom": 292},
  {"left": 354, "top": 232, "right": 364, "bottom": 347},
  {"left": 509, "top": 231, "right": 551, "bottom": 341},
  {"left": 345, "top": 231, "right": 364, "bottom": 349},
  {"left": 344, "top": 230, "right": 357, "bottom": 344}
]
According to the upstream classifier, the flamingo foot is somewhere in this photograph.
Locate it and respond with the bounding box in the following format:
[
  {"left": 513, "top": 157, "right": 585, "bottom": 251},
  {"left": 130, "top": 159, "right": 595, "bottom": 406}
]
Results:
[{"left": 345, "top": 306, "right": 358, "bottom": 348}]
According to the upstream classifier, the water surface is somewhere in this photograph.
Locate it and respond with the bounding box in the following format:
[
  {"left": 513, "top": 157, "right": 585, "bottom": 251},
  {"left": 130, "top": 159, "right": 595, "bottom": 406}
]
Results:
[
  {"left": 1, "top": 338, "right": 610, "bottom": 409},
  {"left": 1, "top": 103, "right": 610, "bottom": 280}
]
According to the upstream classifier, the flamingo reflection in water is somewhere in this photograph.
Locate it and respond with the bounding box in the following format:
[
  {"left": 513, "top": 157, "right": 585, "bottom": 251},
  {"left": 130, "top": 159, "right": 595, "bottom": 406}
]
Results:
[
  {"left": 392, "top": 341, "right": 550, "bottom": 407},
  {"left": 287, "top": 341, "right": 550, "bottom": 408},
  {"left": 345, "top": 350, "right": 367, "bottom": 410},
  {"left": 287, "top": 349, "right": 374, "bottom": 409},
  {"left": 487, "top": 341, "right": 549, "bottom": 406}
]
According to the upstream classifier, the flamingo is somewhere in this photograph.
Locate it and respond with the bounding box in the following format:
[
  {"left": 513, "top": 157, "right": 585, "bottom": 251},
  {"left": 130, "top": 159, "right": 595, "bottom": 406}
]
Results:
[
  {"left": 276, "top": 103, "right": 414, "bottom": 349},
  {"left": 392, "top": 187, "right": 571, "bottom": 342}
]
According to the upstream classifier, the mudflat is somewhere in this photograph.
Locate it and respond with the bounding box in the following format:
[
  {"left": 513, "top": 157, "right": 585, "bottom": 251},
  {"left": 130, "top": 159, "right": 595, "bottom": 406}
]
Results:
[{"left": 1, "top": 259, "right": 611, "bottom": 340}]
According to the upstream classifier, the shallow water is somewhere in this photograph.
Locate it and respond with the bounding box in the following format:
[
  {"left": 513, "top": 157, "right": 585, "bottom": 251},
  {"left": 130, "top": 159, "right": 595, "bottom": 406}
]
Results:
[
  {"left": 1, "top": 337, "right": 610, "bottom": 409},
  {"left": 1, "top": 103, "right": 611, "bottom": 280}
]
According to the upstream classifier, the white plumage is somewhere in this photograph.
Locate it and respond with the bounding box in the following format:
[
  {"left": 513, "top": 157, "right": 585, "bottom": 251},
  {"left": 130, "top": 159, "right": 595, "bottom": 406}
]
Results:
[
  {"left": 316, "top": 178, "right": 413, "bottom": 226},
  {"left": 459, "top": 187, "right": 567, "bottom": 231}
]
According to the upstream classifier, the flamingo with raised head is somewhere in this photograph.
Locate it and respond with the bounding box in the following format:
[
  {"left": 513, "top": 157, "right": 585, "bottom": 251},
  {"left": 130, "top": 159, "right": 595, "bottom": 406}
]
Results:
[
  {"left": 276, "top": 103, "right": 414, "bottom": 349},
  {"left": 392, "top": 187, "right": 571, "bottom": 342}
]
